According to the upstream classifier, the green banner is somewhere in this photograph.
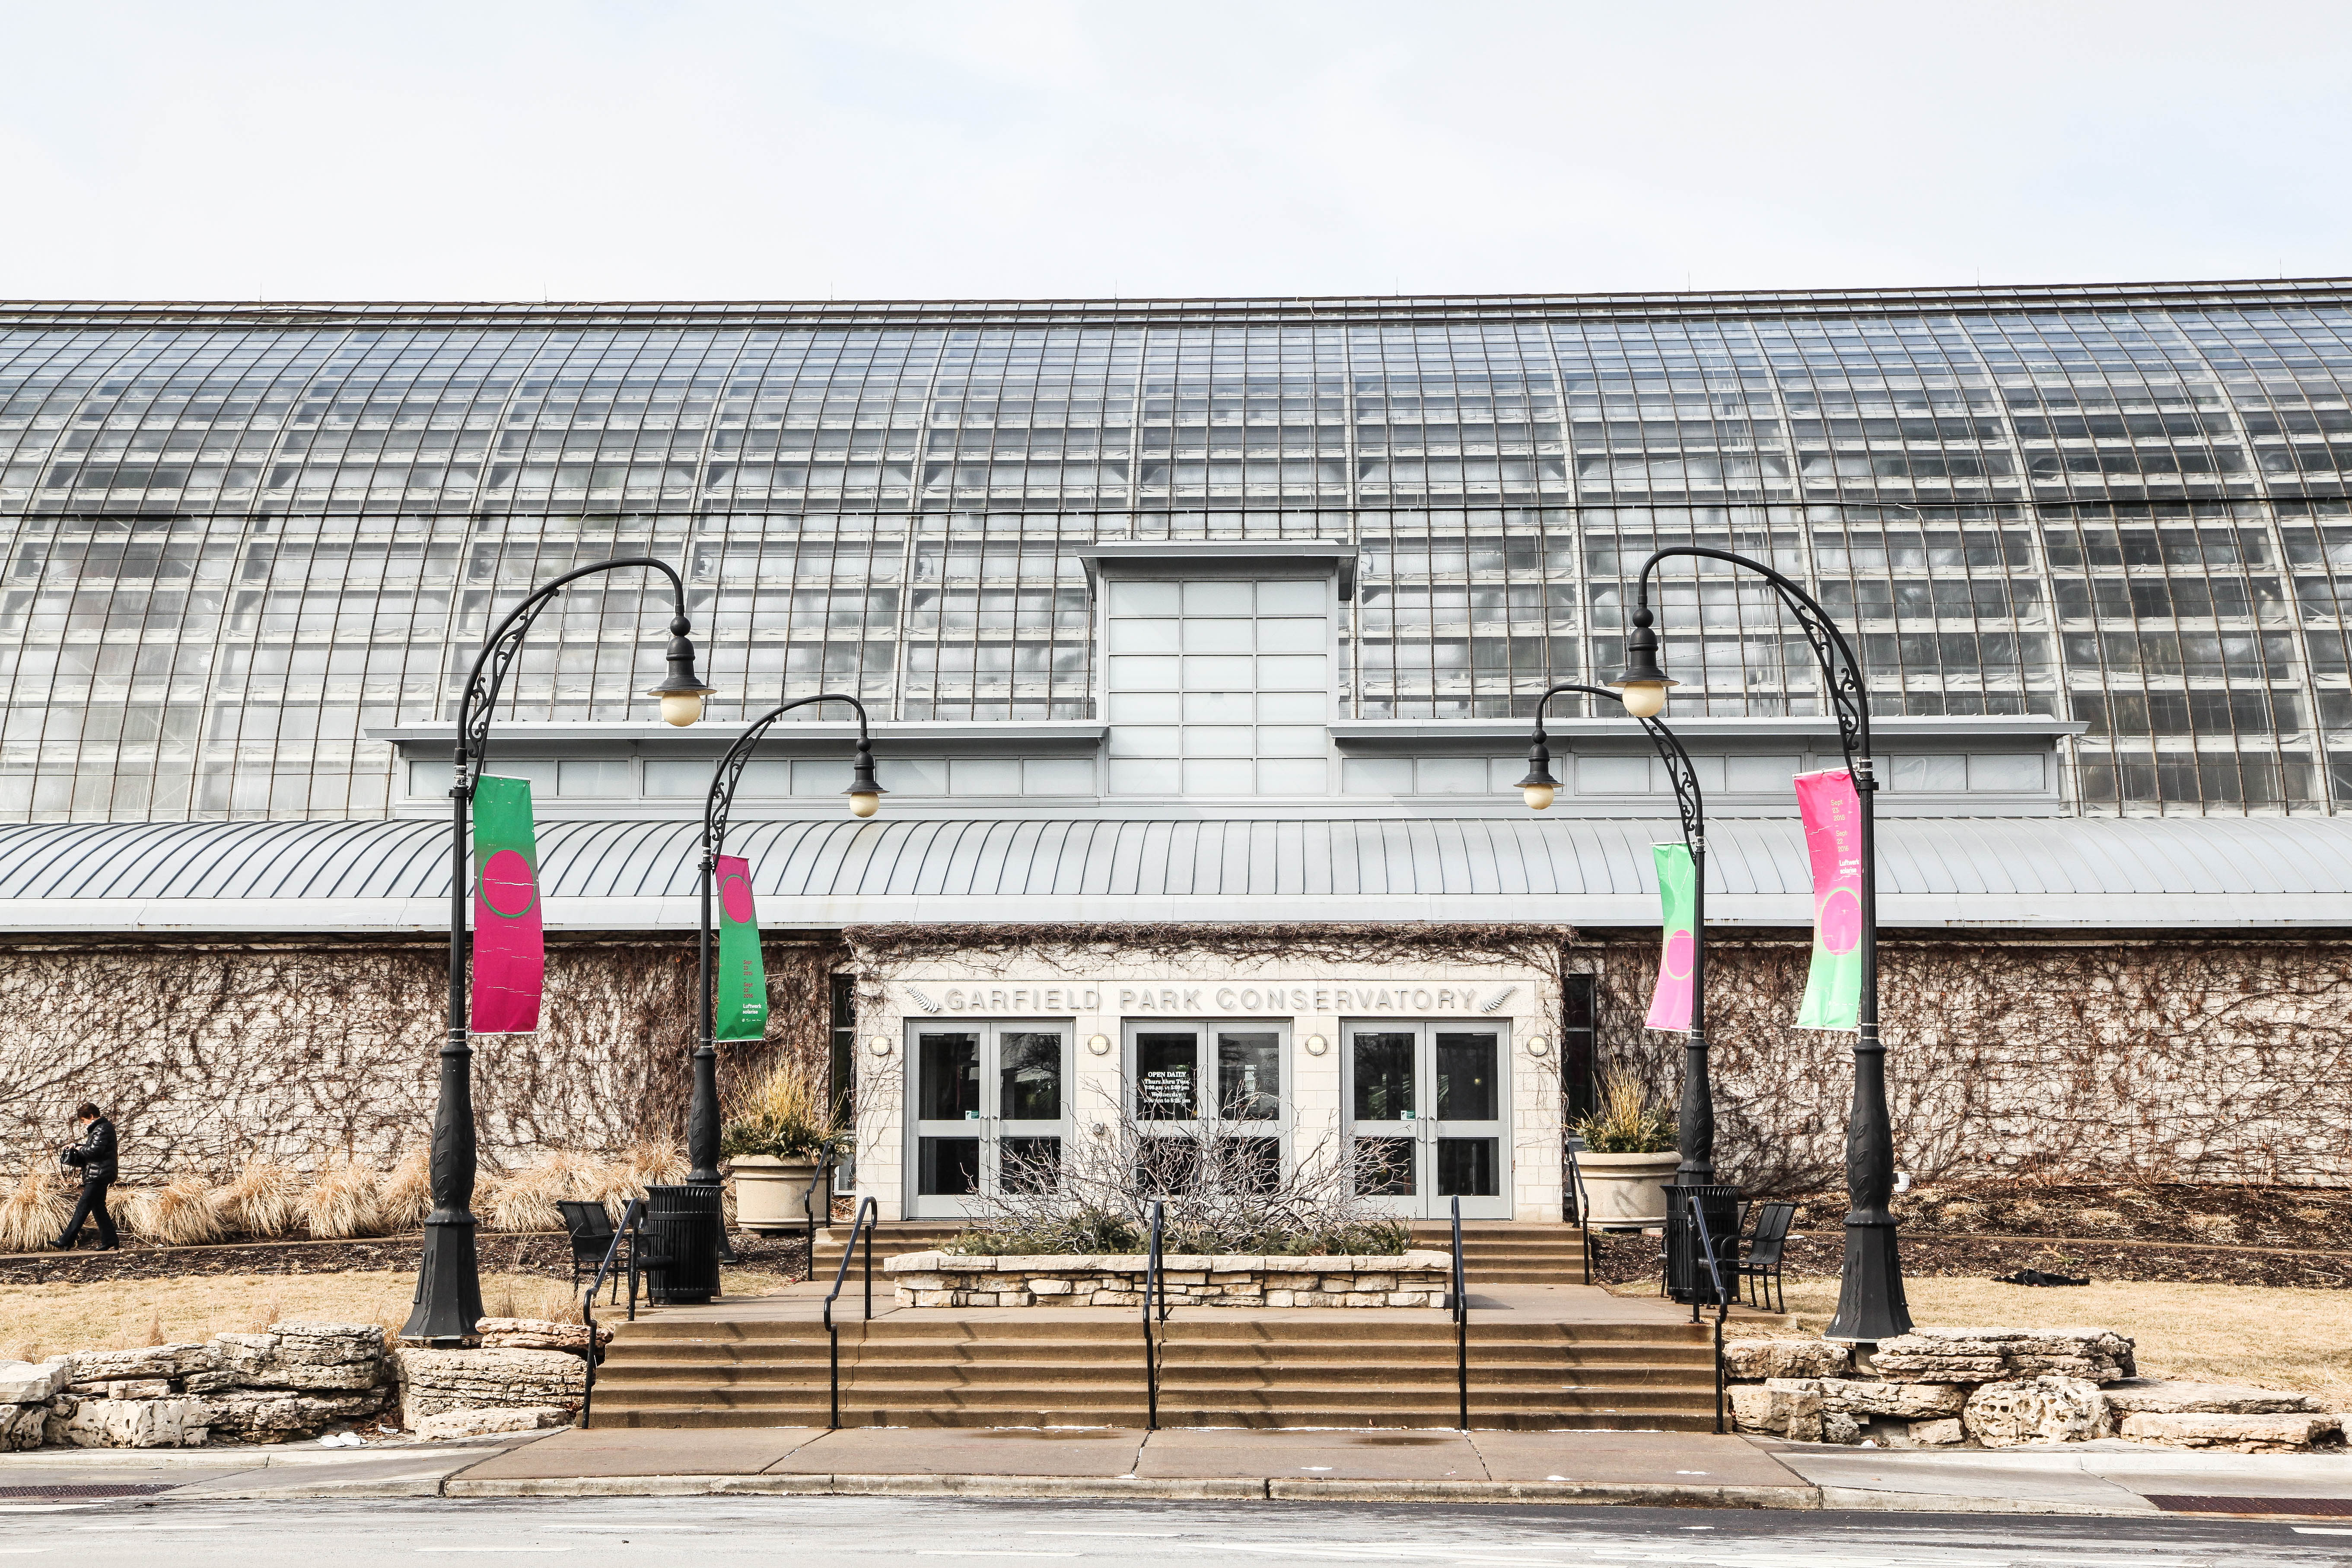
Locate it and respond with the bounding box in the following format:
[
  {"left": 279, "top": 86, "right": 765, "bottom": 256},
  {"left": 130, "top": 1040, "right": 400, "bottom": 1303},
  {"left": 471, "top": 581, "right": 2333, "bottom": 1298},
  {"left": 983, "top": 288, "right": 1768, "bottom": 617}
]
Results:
[
  {"left": 1645, "top": 841, "right": 1696, "bottom": 1032},
  {"left": 713, "top": 854, "right": 768, "bottom": 1041}
]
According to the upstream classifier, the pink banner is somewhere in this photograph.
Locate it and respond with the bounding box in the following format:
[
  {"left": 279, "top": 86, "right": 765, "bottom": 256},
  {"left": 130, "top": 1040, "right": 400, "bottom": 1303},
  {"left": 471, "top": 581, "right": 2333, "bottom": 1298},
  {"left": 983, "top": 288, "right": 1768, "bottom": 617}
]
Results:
[
  {"left": 1793, "top": 768, "right": 1864, "bottom": 1031},
  {"left": 469, "top": 775, "right": 544, "bottom": 1035}
]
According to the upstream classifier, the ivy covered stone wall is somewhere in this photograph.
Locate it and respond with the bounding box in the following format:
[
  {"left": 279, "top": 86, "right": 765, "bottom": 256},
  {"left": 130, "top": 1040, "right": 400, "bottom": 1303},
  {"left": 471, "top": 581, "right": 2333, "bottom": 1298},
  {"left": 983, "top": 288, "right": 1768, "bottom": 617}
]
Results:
[
  {"left": 1586, "top": 935, "right": 2352, "bottom": 1192},
  {"left": 0, "top": 935, "right": 843, "bottom": 1183},
  {"left": 4, "top": 926, "right": 2346, "bottom": 1191}
]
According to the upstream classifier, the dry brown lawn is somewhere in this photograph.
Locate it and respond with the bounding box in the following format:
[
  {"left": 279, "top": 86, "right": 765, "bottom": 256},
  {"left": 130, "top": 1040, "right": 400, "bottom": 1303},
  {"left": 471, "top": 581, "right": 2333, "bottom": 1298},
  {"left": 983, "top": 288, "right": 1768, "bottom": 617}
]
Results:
[
  {"left": 1779, "top": 1277, "right": 2352, "bottom": 1409},
  {"left": 0, "top": 1266, "right": 798, "bottom": 1362}
]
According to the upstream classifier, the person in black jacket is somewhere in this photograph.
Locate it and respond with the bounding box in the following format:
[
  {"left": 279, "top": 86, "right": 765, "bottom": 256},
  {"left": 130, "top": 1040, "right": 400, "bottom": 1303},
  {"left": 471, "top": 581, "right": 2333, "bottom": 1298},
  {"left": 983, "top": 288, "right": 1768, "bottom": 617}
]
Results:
[{"left": 56, "top": 1103, "right": 118, "bottom": 1250}]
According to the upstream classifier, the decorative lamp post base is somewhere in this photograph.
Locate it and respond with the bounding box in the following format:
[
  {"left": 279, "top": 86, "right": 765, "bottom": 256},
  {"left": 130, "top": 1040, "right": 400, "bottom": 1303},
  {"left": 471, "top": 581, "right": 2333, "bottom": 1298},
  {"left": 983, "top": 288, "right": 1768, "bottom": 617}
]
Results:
[
  {"left": 403, "top": 1214, "right": 485, "bottom": 1344},
  {"left": 1826, "top": 1218, "right": 1912, "bottom": 1343}
]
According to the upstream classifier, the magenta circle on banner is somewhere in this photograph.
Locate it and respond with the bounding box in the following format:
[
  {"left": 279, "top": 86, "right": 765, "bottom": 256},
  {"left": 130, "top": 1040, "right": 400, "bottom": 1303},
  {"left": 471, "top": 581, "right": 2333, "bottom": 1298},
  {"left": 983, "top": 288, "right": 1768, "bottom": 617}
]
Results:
[
  {"left": 1661, "top": 928, "right": 1695, "bottom": 979},
  {"left": 1817, "top": 885, "right": 1862, "bottom": 955},
  {"left": 720, "top": 872, "right": 755, "bottom": 924},
  {"left": 480, "top": 847, "right": 538, "bottom": 919}
]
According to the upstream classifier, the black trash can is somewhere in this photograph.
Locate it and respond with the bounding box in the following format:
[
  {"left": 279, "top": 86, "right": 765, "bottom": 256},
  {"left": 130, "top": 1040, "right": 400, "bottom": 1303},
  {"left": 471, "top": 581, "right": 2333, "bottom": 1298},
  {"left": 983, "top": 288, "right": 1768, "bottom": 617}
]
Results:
[
  {"left": 643, "top": 1183, "right": 723, "bottom": 1305},
  {"left": 1665, "top": 1182, "right": 1741, "bottom": 1306}
]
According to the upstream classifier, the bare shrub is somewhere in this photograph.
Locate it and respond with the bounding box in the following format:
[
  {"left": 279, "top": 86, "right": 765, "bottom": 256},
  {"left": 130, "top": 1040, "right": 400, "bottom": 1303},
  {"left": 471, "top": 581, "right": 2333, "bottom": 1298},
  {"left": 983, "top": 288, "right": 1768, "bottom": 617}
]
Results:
[
  {"left": 128, "top": 1177, "right": 225, "bottom": 1247},
  {"left": 953, "top": 1086, "right": 1410, "bottom": 1258},
  {"left": 212, "top": 1158, "right": 302, "bottom": 1238},
  {"left": 301, "top": 1158, "right": 386, "bottom": 1239},
  {"left": 0, "top": 1164, "right": 73, "bottom": 1253}
]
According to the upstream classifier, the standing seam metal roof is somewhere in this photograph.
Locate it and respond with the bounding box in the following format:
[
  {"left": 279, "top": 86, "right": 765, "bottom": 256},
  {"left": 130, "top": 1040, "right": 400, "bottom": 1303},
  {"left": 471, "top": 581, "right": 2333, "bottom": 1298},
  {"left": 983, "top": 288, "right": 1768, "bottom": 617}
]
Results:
[{"left": 3, "top": 816, "right": 2351, "bottom": 909}]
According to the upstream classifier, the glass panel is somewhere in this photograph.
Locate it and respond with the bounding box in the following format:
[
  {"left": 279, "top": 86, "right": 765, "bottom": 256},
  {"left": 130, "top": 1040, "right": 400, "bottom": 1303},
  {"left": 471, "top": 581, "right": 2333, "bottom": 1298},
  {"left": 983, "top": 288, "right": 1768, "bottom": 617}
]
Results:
[
  {"left": 1220, "top": 1136, "right": 1283, "bottom": 1193},
  {"left": 1351, "top": 1030, "right": 1416, "bottom": 1121},
  {"left": 917, "top": 1137, "right": 980, "bottom": 1196},
  {"left": 1354, "top": 1136, "right": 1416, "bottom": 1196},
  {"left": 1134, "top": 1030, "right": 1199, "bottom": 1120},
  {"left": 1217, "top": 1031, "right": 1281, "bottom": 1120},
  {"left": 999, "top": 1136, "right": 1061, "bottom": 1193},
  {"left": 1436, "top": 1138, "right": 1499, "bottom": 1197},
  {"left": 1135, "top": 1133, "right": 1204, "bottom": 1194},
  {"left": 918, "top": 1031, "right": 981, "bottom": 1121},
  {"left": 999, "top": 1030, "right": 1063, "bottom": 1120},
  {"left": 1256, "top": 580, "right": 1325, "bottom": 614},
  {"left": 1435, "top": 1032, "right": 1499, "bottom": 1121}
]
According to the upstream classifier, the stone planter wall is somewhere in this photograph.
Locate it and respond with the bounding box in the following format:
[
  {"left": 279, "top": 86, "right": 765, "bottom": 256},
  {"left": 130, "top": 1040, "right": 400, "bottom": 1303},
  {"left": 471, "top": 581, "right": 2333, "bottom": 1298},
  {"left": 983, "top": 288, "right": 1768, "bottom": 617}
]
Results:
[
  {"left": 0, "top": 1316, "right": 606, "bottom": 1450},
  {"left": 885, "top": 1249, "right": 1455, "bottom": 1308},
  {"left": 1728, "top": 1327, "right": 2349, "bottom": 1454}
]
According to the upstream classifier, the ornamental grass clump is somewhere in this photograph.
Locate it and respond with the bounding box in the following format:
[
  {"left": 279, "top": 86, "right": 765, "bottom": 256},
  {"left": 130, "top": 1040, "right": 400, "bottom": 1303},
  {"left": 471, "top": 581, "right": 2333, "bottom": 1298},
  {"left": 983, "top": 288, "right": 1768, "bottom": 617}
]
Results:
[
  {"left": 212, "top": 1158, "right": 302, "bottom": 1238},
  {"left": 378, "top": 1148, "right": 432, "bottom": 1231},
  {"left": 0, "top": 1164, "right": 73, "bottom": 1253},
  {"left": 1572, "top": 1071, "right": 1678, "bottom": 1154},
  {"left": 719, "top": 1058, "right": 840, "bottom": 1161},
  {"left": 130, "top": 1176, "right": 225, "bottom": 1246},
  {"left": 301, "top": 1158, "right": 386, "bottom": 1239},
  {"left": 483, "top": 1150, "right": 596, "bottom": 1231}
]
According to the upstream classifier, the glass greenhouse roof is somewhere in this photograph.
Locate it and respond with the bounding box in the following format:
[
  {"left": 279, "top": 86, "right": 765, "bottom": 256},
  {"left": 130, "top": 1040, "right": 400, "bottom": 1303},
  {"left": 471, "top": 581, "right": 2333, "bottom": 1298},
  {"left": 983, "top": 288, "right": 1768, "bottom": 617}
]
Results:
[{"left": 3, "top": 280, "right": 2349, "bottom": 821}]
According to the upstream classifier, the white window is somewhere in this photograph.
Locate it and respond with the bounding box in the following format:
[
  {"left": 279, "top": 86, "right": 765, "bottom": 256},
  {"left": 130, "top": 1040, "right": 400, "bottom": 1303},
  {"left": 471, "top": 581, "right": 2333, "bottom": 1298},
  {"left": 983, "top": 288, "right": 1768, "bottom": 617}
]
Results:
[{"left": 1106, "top": 577, "right": 1332, "bottom": 796}]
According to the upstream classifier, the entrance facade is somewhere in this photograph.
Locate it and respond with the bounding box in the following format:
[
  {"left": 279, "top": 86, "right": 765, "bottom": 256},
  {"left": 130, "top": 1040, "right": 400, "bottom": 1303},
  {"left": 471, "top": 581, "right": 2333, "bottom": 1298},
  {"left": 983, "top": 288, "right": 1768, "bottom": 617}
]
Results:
[{"left": 873, "top": 961, "right": 1563, "bottom": 1226}]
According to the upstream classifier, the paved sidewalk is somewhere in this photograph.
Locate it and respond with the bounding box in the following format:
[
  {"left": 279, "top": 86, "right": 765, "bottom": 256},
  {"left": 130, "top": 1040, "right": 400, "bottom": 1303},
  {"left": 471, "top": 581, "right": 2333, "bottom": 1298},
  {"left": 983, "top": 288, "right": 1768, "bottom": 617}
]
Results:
[{"left": 6, "top": 1427, "right": 2351, "bottom": 1517}]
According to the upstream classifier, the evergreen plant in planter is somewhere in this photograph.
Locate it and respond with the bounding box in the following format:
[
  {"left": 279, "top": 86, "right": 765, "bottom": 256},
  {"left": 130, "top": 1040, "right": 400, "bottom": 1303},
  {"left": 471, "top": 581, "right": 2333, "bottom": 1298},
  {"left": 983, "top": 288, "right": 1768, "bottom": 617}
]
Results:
[
  {"left": 1572, "top": 1073, "right": 1679, "bottom": 1228},
  {"left": 720, "top": 1059, "right": 840, "bottom": 1235}
]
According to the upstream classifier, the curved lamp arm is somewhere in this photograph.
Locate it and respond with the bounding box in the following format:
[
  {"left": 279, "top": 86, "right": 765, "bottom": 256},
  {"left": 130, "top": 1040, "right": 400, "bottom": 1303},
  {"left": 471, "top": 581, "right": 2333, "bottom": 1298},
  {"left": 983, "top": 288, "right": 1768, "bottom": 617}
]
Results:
[
  {"left": 1613, "top": 546, "right": 1873, "bottom": 784},
  {"left": 454, "top": 556, "right": 715, "bottom": 793},
  {"left": 704, "top": 692, "right": 883, "bottom": 856},
  {"left": 1516, "top": 681, "right": 1704, "bottom": 856}
]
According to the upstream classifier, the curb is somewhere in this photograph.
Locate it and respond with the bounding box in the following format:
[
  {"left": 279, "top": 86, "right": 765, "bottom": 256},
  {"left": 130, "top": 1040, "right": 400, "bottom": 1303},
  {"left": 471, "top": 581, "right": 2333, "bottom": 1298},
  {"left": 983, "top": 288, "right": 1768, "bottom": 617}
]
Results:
[
  {"left": 1268, "top": 1479, "right": 1820, "bottom": 1509},
  {"left": 1815, "top": 1486, "right": 2156, "bottom": 1517}
]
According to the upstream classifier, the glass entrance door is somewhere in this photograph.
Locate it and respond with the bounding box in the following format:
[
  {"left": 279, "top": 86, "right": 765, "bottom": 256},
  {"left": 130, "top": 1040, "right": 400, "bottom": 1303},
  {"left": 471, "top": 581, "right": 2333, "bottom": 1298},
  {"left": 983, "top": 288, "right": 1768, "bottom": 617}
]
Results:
[
  {"left": 1125, "top": 1021, "right": 1289, "bottom": 1193},
  {"left": 1344, "top": 1021, "right": 1509, "bottom": 1218},
  {"left": 907, "top": 1021, "right": 1072, "bottom": 1218}
]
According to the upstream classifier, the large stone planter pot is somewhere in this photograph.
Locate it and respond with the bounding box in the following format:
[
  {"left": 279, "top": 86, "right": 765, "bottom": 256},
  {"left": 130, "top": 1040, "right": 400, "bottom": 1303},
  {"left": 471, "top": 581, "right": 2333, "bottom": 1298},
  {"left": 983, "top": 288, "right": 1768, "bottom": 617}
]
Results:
[
  {"left": 729, "top": 1155, "right": 824, "bottom": 1235},
  {"left": 1577, "top": 1151, "right": 1680, "bottom": 1228}
]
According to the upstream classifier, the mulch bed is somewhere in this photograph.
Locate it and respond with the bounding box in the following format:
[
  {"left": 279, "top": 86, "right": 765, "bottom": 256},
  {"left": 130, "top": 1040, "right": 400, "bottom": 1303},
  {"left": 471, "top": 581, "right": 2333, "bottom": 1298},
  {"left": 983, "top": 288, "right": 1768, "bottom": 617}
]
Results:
[
  {"left": 0, "top": 1230, "right": 812, "bottom": 1288},
  {"left": 1590, "top": 1181, "right": 2352, "bottom": 1292}
]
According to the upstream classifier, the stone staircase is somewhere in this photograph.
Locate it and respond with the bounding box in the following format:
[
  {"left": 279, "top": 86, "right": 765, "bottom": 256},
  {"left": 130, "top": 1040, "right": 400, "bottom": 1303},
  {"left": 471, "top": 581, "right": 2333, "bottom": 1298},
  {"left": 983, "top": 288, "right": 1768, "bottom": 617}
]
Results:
[
  {"left": 588, "top": 1314, "right": 1715, "bottom": 1431},
  {"left": 811, "top": 1221, "right": 1591, "bottom": 1287}
]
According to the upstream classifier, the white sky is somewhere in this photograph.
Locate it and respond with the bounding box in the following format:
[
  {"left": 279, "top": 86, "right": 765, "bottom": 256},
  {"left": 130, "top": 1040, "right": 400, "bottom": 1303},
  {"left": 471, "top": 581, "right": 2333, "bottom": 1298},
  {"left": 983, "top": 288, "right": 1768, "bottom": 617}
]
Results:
[{"left": 3, "top": 0, "right": 2349, "bottom": 302}]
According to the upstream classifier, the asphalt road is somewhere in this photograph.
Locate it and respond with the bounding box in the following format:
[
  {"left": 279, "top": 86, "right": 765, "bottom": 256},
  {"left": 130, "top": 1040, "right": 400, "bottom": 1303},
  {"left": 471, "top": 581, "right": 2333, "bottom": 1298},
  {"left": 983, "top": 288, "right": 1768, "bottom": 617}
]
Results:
[{"left": 5, "top": 1496, "right": 2349, "bottom": 1566}]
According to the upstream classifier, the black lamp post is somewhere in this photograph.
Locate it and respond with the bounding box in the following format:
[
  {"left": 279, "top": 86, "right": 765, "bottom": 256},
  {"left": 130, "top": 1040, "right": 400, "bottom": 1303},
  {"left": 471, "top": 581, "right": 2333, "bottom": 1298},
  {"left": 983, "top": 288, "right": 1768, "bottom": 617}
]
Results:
[
  {"left": 1609, "top": 546, "right": 1911, "bottom": 1343},
  {"left": 406, "top": 558, "right": 715, "bottom": 1346},
  {"left": 687, "top": 693, "right": 884, "bottom": 1202},
  {"left": 1516, "top": 681, "right": 1723, "bottom": 1299}
]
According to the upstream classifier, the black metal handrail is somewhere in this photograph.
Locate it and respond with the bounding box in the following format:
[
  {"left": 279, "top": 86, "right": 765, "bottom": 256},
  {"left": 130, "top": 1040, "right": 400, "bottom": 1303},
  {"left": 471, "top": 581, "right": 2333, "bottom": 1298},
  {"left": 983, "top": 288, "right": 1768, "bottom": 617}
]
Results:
[
  {"left": 1141, "top": 1201, "right": 1168, "bottom": 1430},
  {"left": 1686, "top": 1190, "right": 1732, "bottom": 1434},
  {"left": 576, "top": 1196, "right": 644, "bottom": 1430},
  {"left": 823, "top": 1195, "right": 878, "bottom": 1429},
  {"left": 801, "top": 1135, "right": 843, "bottom": 1259},
  {"left": 1564, "top": 1148, "right": 1600, "bottom": 1281},
  {"left": 1448, "top": 1196, "right": 1469, "bottom": 1431}
]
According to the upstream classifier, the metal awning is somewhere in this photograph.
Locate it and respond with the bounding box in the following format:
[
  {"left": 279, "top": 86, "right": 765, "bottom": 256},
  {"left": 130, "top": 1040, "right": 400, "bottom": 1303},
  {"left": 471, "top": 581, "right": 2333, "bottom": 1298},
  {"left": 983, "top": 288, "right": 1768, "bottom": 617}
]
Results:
[{"left": 3, "top": 815, "right": 2349, "bottom": 934}]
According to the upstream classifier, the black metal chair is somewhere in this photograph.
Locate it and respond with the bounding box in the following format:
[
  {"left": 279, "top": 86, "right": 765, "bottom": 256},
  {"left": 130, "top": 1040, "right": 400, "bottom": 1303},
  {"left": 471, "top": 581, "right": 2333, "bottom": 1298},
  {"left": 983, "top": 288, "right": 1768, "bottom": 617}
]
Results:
[
  {"left": 557, "top": 1200, "right": 620, "bottom": 1301},
  {"left": 1736, "top": 1200, "right": 1797, "bottom": 1313}
]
